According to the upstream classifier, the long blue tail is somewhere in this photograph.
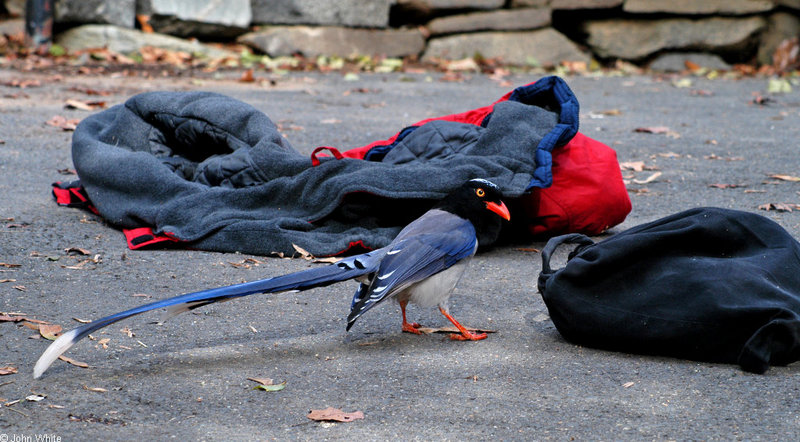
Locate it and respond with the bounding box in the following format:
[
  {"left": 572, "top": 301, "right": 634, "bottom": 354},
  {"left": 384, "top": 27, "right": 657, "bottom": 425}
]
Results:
[{"left": 33, "top": 250, "right": 385, "bottom": 378}]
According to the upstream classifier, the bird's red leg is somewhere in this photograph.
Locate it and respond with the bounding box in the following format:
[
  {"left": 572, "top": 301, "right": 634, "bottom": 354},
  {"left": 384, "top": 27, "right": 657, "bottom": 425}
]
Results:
[
  {"left": 400, "top": 300, "right": 422, "bottom": 334},
  {"left": 439, "top": 307, "right": 487, "bottom": 341}
]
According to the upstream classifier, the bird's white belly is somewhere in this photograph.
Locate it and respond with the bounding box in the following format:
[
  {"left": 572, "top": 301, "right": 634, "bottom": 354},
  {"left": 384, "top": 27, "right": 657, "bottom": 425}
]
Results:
[{"left": 399, "top": 258, "right": 471, "bottom": 309}]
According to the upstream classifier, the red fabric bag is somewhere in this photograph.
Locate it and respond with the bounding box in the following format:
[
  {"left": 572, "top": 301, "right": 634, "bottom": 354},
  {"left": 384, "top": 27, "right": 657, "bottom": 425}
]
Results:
[{"left": 343, "top": 87, "right": 631, "bottom": 237}]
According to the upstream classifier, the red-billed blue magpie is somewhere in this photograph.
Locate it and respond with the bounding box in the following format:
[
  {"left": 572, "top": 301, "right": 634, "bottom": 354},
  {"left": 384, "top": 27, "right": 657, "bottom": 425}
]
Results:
[{"left": 33, "top": 179, "right": 510, "bottom": 378}]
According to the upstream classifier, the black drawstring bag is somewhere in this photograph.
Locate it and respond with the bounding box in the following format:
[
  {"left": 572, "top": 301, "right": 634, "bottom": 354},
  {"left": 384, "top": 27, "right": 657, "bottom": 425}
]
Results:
[{"left": 537, "top": 207, "right": 800, "bottom": 373}]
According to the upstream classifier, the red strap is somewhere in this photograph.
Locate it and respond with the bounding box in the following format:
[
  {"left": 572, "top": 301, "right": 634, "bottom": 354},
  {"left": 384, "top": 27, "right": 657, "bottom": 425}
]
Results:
[
  {"left": 310, "top": 146, "right": 344, "bottom": 166},
  {"left": 51, "top": 181, "right": 99, "bottom": 215},
  {"left": 123, "top": 227, "right": 181, "bottom": 250}
]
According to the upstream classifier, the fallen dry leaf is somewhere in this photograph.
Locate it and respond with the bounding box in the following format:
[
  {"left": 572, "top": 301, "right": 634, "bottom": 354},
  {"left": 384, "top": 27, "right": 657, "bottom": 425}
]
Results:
[
  {"left": 1, "top": 78, "right": 41, "bottom": 88},
  {"left": 0, "top": 263, "right": 21, "bottom": 268},
  {"left": 773, "top": 37, "right": 800, "bottom": 73},
  {"left": 0, "top": 366, "right": 18, "bottom": 375},
  {"left": 121, "top": 327, "right": 135, "bottom": 338},
  {"left": 620, "top": 161, "right": 659, "bottom": 172},
  {"left": 65, "top": 247, "right": 91, "bottom": 255},
  {"left": 59, "top": 355, "right": 89, "bottom": 368},
  {"left": 709, "top": 183, "right": 746, "bottom": 189},
  {"left": 292, "top": 244, "right": 314, "bottom": 260},
  {"left": 705, "top": 154, "right": 744, "bottom": 161},
  {"left": 83, "top": 385, "right": 107, "bottom": 393},
  {"left": 307, "top": 407, "right": 364, "bottom": 423},
  {"left": 0, "top": 279, "right": 15, "bottom": 283},
  {"left": 68, "top": 86, "right": 113, "bottom": 96},
  {"left": 248, "top": 377, "right": 287, "bottom": 392},
  {"left": 690, "top": 89, "right": 713, "bottom": 97},
  {"left": 64, "top": 99, "right": 106, "bottom": 111},
  {"left": 632, "top": 172, "right": 662, "bottom": 184},
  {"left": 39, "top": 324, "right": 62, "bottom": 340},
  {"left": 137, "top": 14, "right": 154, "bottom": 33},
  {"left": 622, "top": 381, "right": 635, "bottom": 388},
  {"left": 238, "top": 68, "right": 255, "bottom": 83},
  {"left": 769, "top": 174, "right": 800, "bottom": 182},
  {"left": 620, "top": 161, "right": 646, "bottom": 172},
  {"left": 73, "top": 317, "right": 92, "bottom": 323},
  {"left": 634, "top": 126, "right": 680, "bottom": 139},
  {"left": 46, "top": 115, "right": 81, "bottom": 131},
  {"left": 0, "top": 314, "right": 48, "bottom": 324},
  {"left": 758, "top": 203, "right": 799, "bottom": 212}
]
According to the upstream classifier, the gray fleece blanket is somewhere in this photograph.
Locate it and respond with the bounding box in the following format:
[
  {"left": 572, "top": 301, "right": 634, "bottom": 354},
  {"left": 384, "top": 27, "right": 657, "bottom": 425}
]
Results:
[{"left": 70, "top": 76, "right": 579, "bottom": 256}]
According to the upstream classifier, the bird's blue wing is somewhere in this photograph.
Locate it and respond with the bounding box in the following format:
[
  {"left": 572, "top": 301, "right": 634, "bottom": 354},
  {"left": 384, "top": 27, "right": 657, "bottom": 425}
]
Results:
[
  {"left": 347, "top": 210, "right": 477, "bottom": 327},
  {"left": 34, "top": 249, "right": 386, "bottom": 378}
]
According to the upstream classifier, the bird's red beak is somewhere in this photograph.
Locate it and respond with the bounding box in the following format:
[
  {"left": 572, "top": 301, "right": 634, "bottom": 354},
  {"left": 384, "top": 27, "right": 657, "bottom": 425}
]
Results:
[{"left": 485, "top": 201, "right": 511, "bottom": 221}]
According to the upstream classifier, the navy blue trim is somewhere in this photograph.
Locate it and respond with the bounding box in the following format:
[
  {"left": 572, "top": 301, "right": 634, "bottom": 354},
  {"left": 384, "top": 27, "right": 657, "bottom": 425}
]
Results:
[
  {"left": 507, "top": 76, "right": 580, "bottom": 190},
  {"left": 363, "top": 125, "right": 419, "bottom": 161}
]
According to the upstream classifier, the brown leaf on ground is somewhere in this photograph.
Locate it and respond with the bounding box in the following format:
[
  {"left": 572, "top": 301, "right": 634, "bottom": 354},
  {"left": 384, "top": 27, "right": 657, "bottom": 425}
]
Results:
[
  {"left": 772, "top": 37, "right": 799, "bottom": 73},
  {"left": 83, "top": 385, "right": 107, "bottom": 393},
  {"left": 758, "top": 203, "right": 799, "bottom": 212},
  {"left": 750, "top": 92, "right": 774, "bottom": 106},
  {"left": 620, "top": 161, "right": 659, "bottom": 172},
  {"left": 67, "top": 86, "right": 113, "bottom": 96},
  {"left": 0, "top": 314, "right": 48, "bottom": 324},
  {"left": 705, "top": 154, "right": 744, "bottom": 161},
  {"left": 690, "top": 89, "right": 713, "bottom": 97},
  {"left": 0, "top": 366, "right": 18, "bottom": 375},
  {"left": 632, "top": 172, "right": 662, "bottom": 184},
  {"left": 307, "top": 407, "right": 364, "bottom": 422},
  {"left": 0, "top": 263, "right": 22, "bottom": 268},
  {"left": 46, "top": 115, "right": 81, "bottom": 131},
  {"left": 65, "top": 247, "right": 91, "bottom": 255},
  {"left": 292, "top": 244, "right": 314, "bottom": 260},
  {"left": 248, "top": 377, "right": 287, "bottom": 391},
  {"left": 247, "top": 377, "right": 274, "bottom": 385},
  {"left": 137, "top": 14, "right": 154, "bottom": 33},
  {"left": 59, "top": 356, "right": 89, "bottom": 368},
  {"left": 238, "top": 68, "right": 255, "bottom": 83},
  {"left": 1, "top": 78, "right": 41, "bottom": 88},
  {"left": 39, "top": 324, "right": 62, "bottom": 340},
  {"left": 709, "top": 183, "right": 746, "bottom": 189},
  {"left": 769, "top": 174, "right": 800, "bottom": 182},
  {"left": 64, "top": 99, "right": 107, "bottom": 111},
  {"left": 634, "top": 126, "right": 680, "bottom": 138}
]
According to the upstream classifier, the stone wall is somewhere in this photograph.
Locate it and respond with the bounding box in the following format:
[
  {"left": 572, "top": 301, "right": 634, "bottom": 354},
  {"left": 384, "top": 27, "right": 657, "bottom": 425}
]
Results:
[{"left": 3, "top": 0, "right": 799, "bottom": 69}]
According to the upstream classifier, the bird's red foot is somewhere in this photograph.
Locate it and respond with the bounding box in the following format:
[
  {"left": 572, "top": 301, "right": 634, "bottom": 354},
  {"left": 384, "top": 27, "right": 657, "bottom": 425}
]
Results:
[
  {"left": 402, "top": 321, "right": 423, "bottom": 334},
  {"left": 449, "top": 331, "right": 488, "bottom": 341},
  {"left": 439, "top": 306, "right": 487, "bottom": 341}
]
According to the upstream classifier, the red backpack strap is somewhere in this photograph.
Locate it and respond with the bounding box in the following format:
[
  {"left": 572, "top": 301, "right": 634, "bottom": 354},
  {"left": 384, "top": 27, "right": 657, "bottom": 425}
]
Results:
[
  {"left": 310, "top": 146, "right": 344, "bottom": 166},
  {"left": 123, "top": 227, "right": 182, "bottom": 250},
  {"left": 51, "top": 181, "right": 99, "bottom": 215}
]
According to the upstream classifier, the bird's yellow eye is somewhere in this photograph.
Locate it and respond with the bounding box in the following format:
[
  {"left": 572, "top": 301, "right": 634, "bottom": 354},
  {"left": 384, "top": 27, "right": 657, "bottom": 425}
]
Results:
[{"left": 475, "top": 188, "right": 485, "bottom": 197}]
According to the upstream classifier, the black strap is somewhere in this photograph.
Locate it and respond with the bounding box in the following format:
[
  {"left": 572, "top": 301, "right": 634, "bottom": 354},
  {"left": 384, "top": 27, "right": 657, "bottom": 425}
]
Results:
[{"left": 539, "top": 233, "right": 595, "bottom": 276}]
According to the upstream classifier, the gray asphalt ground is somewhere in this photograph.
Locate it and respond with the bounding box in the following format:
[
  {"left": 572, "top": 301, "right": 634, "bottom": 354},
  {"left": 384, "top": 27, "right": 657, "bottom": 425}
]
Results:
[{"left": 1, "top": 68, "right": 799, "bottom": 440}]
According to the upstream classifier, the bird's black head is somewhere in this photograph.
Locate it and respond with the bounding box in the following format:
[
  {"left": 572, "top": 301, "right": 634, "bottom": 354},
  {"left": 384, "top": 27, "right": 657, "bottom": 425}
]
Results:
[{"left": 435, "top": 179, "right": 511, "bottom": 244}]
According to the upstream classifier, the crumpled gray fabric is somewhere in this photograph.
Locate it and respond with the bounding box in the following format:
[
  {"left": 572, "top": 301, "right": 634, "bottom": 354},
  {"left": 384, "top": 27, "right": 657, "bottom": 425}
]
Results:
[{"left": 70, "top": 77, "right": 576, "bottom": 256}]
